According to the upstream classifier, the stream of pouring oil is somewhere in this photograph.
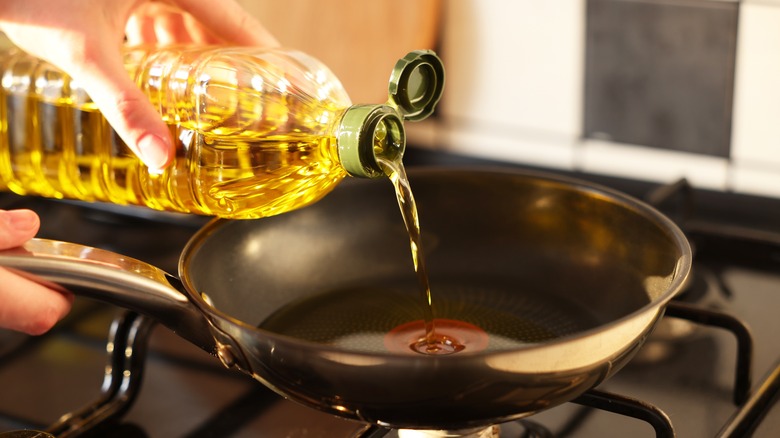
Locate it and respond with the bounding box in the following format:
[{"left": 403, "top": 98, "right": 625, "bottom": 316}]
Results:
[{"left": 378, "top": 158, "right": 473, "bottom": 355}]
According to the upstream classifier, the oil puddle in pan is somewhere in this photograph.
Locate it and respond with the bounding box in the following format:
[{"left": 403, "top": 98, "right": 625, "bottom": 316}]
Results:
[
  {"left": 257, "top": 280, "right": 602, "bottom": 355},
  {"left": 384, "top": 318, "right": 484, "bottom": 355}
]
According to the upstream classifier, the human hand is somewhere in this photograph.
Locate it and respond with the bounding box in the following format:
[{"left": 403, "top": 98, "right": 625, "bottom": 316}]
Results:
[
  {"left": 0, "top": 0, "right": 279, "bottom": 172},
  {"left": 0, "top": 210, "right": 74, "bottom": 335}
]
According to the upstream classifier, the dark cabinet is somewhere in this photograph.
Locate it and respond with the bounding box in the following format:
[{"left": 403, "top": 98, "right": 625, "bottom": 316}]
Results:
[{"left": 584, "top": 0, "right": 739, "bottom": 157}]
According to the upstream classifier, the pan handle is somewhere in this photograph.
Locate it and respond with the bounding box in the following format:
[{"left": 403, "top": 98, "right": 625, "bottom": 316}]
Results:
[{"left": 0, "top": 238, "right": 216, "bottom": 354}]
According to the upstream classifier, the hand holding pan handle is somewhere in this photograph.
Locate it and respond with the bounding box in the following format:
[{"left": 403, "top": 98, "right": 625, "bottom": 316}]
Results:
[{"left": 0, "top": 238, "right": 216, "bottom": 354}]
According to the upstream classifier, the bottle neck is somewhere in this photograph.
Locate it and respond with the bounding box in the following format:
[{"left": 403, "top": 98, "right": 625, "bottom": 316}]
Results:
[{"left": 336, "top": 105, "right": 406, "bottom": 178}]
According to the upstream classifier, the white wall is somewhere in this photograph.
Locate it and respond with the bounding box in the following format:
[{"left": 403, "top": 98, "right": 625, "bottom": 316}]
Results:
[{"left": 409, "top": 0, "right": 780, "bottom": 198}]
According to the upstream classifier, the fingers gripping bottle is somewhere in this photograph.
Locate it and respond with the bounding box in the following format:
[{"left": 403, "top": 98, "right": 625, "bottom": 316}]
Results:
[{"left": 0, "top": 46, "right": 443, "bottom": 219}]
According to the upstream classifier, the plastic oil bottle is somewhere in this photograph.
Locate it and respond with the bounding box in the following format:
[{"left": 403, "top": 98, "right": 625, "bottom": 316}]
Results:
[{"left": 0, "top": 46, "right": 443, "bottom": 219}]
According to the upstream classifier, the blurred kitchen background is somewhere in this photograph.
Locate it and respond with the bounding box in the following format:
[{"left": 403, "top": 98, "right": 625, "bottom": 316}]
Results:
[
  {"left": 242, "top": 0, "right": 780, "bottom": 200},
  {"left": 2, "top": 0, "right": 777, "bottom": 197}
]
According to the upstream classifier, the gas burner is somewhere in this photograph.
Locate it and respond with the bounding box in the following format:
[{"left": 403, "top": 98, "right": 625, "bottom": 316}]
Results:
[
  {"left": 393, "top": 426, "right": 500, "bottom": 438},
  {"left": 385, "top": 421, "right": 548, "bottom": 438},
  {"left": 0, "top": 432, "right": 54, "bottom": 438}
]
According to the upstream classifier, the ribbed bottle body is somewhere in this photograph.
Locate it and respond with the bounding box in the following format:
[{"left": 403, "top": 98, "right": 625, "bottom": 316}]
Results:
[{"left": 0, "top": 46, "right": 353, "bottom": 219}]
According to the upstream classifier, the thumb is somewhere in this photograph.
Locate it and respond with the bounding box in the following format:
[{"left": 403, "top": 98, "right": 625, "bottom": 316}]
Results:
[{"left": 0, "top": 209, "right": 40, "bottom": 250}]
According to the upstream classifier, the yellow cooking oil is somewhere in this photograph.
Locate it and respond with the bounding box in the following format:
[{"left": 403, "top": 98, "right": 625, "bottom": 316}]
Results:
[
  {"left": 2, "top": 95, "right": 347, "bottom": 219},
  {"left": 0, "top": 47, "right": 364, "bottom": 219}
]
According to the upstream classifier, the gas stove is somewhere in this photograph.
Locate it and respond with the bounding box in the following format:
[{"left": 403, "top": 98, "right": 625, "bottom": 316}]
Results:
[{"left": 1, "top": 148, "right": 780, "bottom": 437}]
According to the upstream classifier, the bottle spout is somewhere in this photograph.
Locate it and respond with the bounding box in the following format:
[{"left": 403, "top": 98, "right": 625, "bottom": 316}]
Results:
[
  {"left": 337, "top": 105, "right": 405, "bottom": 178},
  {"left": 336, "top": 50, "right": 444, "bottom": 178}
]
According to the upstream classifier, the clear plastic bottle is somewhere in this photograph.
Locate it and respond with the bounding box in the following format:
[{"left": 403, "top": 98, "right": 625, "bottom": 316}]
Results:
[{"left": 0, "top": 46, "right": 443, "bottom": 219}]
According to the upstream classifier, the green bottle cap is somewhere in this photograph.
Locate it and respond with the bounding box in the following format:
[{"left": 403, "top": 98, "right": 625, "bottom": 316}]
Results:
[
  {"left": 337, "top": 50, "right": 444, "bottom": 178},
  {"left": 387, "top": 50, "right": 445, "bottom": 121}
]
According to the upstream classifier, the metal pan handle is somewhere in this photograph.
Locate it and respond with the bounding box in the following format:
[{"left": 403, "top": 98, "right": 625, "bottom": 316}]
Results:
[{"left": 0, "top": 238, "right": 216, "bottom": 353}]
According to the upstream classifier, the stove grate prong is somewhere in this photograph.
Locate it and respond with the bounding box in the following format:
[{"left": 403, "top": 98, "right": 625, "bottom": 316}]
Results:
[{"left": 44, "top": 311, "right": 155, "bottom": 438}]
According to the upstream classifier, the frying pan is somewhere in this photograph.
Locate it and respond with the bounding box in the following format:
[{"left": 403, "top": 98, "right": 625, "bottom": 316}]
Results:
[{"left": 0, "top": 167, "right": 691, "bottom": 431}]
